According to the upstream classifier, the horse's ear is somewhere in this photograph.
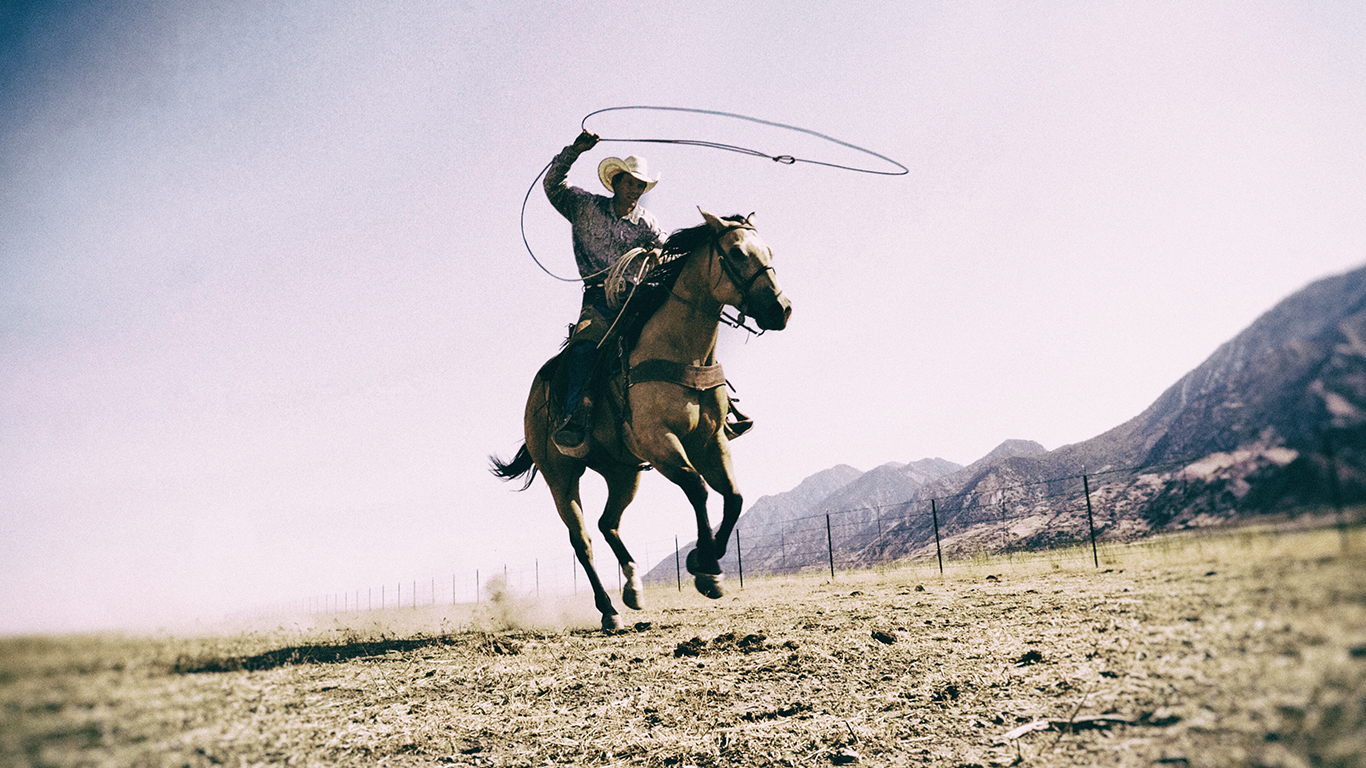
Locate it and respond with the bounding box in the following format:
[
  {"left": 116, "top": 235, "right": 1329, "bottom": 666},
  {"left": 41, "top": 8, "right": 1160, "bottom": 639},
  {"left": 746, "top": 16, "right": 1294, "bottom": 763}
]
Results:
[
  {"left": 744, "top": 212, "right": 757, "bottom": 228},
  {"left": 699, "top": 208, "right": 724, "bottom": 231}
]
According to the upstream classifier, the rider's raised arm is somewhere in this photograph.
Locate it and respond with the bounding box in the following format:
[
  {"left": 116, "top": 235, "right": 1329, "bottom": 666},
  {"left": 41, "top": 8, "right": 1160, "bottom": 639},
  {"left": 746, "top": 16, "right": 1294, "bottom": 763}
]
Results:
[{"left": 544, "top": 131, "right": 599, "bottom": 220}]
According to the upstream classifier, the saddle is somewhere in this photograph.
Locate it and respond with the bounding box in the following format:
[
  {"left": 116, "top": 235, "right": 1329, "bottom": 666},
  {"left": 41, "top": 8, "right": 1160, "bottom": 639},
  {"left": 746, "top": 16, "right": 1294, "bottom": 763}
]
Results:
[
  {"left": 612, "top": 356, "right": 755, "bottom": 441},
  {"left": 546, "top": 252, "right": 755, "bottom": 446},
  {"left": 543, "top": 330, "right": 754, "bottom": 445}
]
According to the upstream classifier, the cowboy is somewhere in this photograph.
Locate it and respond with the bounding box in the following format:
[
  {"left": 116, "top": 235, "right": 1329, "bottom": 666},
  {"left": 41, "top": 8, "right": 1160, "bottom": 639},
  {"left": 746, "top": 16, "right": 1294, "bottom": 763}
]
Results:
[{"left": 544, "top": 130, "right": 666, "bottom": 457}]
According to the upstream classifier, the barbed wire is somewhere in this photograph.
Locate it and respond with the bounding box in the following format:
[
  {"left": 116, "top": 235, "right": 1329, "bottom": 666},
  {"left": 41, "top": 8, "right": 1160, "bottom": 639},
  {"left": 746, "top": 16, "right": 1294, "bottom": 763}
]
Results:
[{"left": 258, "top": 445, "right": 1355, "bottom": 619}]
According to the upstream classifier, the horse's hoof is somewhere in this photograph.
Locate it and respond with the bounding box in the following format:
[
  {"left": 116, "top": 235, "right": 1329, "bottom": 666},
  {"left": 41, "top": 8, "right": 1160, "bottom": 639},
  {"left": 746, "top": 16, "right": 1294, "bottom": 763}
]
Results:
[
  {"left": 601, "top": 613, "right": 621, "bottom": 632},
  {"left": 694, "top": 572, "right": 725, "bottom": 600},
  {"left": 622, "top": 577, "right": 644, "bottom": 611}
]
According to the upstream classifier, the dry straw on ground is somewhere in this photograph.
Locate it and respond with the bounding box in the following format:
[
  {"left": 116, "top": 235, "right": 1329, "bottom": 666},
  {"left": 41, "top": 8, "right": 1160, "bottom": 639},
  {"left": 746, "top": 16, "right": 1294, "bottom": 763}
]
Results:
[{"left": 3, "top": 527, "right": 1364, "bottom": 767}]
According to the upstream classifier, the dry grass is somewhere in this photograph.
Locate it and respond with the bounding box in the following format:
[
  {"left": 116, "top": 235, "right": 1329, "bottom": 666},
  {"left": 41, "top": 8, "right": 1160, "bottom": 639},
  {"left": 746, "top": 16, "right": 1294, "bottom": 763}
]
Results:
[{"left": 3, "top": 527, "right": 1364, "bottom": 767}]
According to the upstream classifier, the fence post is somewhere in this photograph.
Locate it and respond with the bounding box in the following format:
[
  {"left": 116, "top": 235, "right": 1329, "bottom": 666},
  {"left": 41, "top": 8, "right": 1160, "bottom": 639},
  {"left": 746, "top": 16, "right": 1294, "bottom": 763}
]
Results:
[
  {"left": 1325, "top": 431, "right": 1349, "bottom": 552},
  {"left": 476, "top": 569, "right": 480, "bottom": 603},
  {"left": 780, "top": 521, "right": 787, "bottom": 570},
  {"left": 931, "top": 499, "right": 944, "bottom": 574},
  {"left": 536, "top": 559, "right": 540, "bottom": 598},
  {"left": 1083, "top": 474, "right": 1100, "bottom": 567},
  {"left": 1000, "top": 501, "right": 1010, "bottom": 559},
  {"left": 675, "top": 536, "right": 682, "bottom": 591},
  {"left": 736, "top": 529, "right": 744, "bottom": 589},
  {"left": 827, "top": 514, "right": 836, "bottom": 579}
]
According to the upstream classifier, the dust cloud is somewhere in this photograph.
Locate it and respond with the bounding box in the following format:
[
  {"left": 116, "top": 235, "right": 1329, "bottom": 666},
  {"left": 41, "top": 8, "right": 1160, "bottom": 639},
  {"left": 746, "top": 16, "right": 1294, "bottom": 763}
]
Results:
[{"left": 471, "top": 576, "right": 600, "bottom": 632}]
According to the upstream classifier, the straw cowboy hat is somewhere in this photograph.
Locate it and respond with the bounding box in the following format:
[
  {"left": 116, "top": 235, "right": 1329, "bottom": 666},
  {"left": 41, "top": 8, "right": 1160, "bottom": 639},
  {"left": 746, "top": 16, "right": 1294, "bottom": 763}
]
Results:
[{"left": 598, "top": 155, "right": 659, "bottom": 193}]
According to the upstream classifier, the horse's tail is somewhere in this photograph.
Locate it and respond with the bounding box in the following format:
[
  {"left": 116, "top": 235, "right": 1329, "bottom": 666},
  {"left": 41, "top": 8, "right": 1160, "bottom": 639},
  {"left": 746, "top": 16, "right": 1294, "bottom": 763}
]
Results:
[{"left": 489, "top": 443, "right": 538, "bottom": 491}]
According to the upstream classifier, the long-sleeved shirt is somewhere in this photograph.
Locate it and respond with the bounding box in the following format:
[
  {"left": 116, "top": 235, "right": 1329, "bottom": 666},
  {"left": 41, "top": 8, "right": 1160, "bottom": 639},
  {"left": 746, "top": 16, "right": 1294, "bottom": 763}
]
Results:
[{"left": 544, "top": 143, "right": 665, "bottom": 283}]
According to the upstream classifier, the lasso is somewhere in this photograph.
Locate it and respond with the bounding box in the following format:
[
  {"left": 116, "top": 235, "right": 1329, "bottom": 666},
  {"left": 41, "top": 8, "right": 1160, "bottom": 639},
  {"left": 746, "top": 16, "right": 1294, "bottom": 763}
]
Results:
[{"left": 520, "top": 105, "right": 908, "bottom": 283}]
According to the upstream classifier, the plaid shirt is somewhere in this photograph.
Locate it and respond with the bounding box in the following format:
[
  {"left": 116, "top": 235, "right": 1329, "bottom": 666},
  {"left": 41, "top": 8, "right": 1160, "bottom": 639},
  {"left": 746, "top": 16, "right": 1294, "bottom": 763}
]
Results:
[{"left": 544, "top": 143, "right": 665, "bottom": 283}]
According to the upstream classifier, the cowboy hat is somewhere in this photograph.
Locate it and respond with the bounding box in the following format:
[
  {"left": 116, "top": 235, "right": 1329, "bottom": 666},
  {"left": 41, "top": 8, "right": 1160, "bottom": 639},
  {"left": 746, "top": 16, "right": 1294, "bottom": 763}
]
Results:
[{"left": 598, "top": 155, "right": 659, "bottom": 193}]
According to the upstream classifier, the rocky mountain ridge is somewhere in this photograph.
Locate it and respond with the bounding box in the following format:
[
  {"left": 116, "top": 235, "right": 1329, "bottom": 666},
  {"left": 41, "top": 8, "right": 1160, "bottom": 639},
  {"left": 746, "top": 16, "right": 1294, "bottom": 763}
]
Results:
[{"left": 644, "top": 264, "right": 1366, "bottom": 582}]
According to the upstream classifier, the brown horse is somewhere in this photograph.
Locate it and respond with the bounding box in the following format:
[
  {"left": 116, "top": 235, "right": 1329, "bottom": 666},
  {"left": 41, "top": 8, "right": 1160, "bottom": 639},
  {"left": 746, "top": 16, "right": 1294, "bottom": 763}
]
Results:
[{"left": 491, "top": 211, "right": 791, "bottom": 630}]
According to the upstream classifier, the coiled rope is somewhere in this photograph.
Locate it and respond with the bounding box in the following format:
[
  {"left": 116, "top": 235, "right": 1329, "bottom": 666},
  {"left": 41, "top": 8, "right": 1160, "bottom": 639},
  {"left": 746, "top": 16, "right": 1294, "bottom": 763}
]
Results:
[{"left": 520, "top": 105, "right": 908, "bottom": 282}]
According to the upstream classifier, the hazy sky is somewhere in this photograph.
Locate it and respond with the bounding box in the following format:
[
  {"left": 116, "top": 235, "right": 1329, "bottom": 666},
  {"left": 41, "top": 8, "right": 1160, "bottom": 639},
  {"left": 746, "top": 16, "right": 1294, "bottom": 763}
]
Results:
[{"left": 3, "top": 0, "right": 1363, "bottom": 634}]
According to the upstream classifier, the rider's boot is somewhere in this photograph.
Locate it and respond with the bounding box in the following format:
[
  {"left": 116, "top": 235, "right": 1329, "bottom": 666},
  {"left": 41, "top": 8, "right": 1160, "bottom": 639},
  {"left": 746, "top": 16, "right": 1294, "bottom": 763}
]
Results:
[{"left": 553, "top": 395, "right": 594, "bottom": 458}]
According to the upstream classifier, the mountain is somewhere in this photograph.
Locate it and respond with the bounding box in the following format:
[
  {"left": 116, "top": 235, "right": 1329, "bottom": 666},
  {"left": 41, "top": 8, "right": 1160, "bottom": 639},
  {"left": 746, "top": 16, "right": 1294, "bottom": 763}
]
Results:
[
  {"left": 973, "top": 263, "right": 1366, "bottom": 525},
  {"left": 874, "top": 263, "right": 1366, "bottom": 557},
  {"left": 697, "top": 464, "right": 862, "bottom": 575},
  {"left": 731, "top": 458, "right": 963, "bottom": 576},
  {"left": 1057, "top": 263, "right": 1366, "bottom": 470},
  {"left": 644, "top": 264, "right": 1366, "bottom": 580}
]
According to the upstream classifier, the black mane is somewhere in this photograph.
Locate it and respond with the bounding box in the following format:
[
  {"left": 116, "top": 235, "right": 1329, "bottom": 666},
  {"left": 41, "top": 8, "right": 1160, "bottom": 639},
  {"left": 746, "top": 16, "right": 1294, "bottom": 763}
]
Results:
[
  {"left": 615, "top": 215, "right": 748, "bottom": 345},
  {"left": 662, "top": 216, "right": 741, "bottom": 258}
]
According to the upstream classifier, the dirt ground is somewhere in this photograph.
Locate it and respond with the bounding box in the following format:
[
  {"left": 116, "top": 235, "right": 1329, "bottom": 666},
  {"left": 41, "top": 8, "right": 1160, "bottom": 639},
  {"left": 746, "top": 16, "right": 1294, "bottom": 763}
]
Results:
[{"left": 3, "top": 528, "right": 1364, "bottom": 767}]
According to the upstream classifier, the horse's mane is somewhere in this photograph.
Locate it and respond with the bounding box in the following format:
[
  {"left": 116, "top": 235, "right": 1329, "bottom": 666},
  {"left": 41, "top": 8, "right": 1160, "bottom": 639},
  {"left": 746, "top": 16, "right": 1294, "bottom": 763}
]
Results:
[{"left": 615, "top": 215, "right": 749, "bottom": 346}]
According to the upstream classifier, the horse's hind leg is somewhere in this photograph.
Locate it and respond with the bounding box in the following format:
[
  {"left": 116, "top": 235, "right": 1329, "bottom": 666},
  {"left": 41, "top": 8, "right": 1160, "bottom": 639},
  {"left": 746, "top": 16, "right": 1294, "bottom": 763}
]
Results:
[
  {"left": 547, "top": 474, "right": 621, "bottom": 631},
  {"left": 597, "top": 466, "right": 643, "bottom": 610}
]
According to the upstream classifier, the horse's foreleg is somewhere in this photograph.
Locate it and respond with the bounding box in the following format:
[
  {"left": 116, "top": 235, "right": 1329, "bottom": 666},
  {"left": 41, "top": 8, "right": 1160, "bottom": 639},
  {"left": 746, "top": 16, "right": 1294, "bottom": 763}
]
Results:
[
  {"left": 712, "top": 490, "right": 744, "bottom": 559},
  {"left": 679, "top": 471, "right": 725, "bottom": 600},
  {"left": 696, "top": 439, "right": 743, "bottom": 573},
  {"left": 548, "top": 477, "right": 620, "bottom": 631},
  {"left": 643, "top": 435, "right": 723, "bottom": 598},
  {"left": 597, "top": 466, "right": 643, "bottom": 610}
]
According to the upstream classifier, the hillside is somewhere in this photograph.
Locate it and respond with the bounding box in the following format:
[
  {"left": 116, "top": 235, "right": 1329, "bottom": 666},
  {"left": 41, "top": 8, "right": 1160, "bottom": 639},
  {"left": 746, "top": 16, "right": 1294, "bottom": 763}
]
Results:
[{"left": 646, "top": 264, "right": 1366, "bottom": 581}]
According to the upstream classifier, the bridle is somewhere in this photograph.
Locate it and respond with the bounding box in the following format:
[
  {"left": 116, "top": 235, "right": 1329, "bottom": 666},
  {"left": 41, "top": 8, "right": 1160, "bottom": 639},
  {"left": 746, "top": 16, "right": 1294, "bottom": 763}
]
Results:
[
  {"left": 709, "top": 224, "right": 780, "bottom": 322},
  {"left": 659, "top": 222, "right": 780, "bottom": 336}
]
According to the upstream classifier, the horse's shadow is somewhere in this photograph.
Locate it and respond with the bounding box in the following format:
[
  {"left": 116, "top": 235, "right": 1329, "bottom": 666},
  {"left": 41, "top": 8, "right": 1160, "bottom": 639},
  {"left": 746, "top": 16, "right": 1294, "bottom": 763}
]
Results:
[
  {"left": 173, "top": 633, "right": 514, "bottom": 674},
  {"left": 173, "top": 623, "right": 668, "bottom": 674}
]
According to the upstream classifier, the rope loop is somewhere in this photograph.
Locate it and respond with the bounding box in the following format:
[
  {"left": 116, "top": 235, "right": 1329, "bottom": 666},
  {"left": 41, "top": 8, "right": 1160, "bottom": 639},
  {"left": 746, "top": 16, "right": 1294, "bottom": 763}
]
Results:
[
  {"left": 522, "top": 105, "right": 908, "bottom": 282},
  {"left": 582, "top": 105, "right": 909, "bottom": 176}
]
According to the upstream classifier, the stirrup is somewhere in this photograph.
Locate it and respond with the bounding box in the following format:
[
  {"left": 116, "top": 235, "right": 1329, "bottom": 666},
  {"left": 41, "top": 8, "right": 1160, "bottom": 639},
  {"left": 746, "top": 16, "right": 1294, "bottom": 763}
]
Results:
[
  {"left": 724, "top": 416, "right": 754, "bottom": 440},
  {"left": 553, "top": 429, "right": 590, "bottom": 458},
  {"left": 552, "top": 400, "right": 593, "bottom": 458},
  {"left": 724, "top": 402, "right": 754, "bottom": 440}
]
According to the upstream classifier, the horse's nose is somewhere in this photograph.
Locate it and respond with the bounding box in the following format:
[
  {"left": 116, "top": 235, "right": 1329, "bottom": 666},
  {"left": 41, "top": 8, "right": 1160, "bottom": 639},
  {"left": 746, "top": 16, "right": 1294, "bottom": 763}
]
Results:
[{"left": 760, "top": 292, "right": 792, "bottom": 331}]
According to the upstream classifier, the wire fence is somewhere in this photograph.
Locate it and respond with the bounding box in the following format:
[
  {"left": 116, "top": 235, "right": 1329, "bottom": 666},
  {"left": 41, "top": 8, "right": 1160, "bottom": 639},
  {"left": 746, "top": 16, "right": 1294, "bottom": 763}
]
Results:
[{"left": 252, "top": 441, "right": 1360, "bottom": 621}]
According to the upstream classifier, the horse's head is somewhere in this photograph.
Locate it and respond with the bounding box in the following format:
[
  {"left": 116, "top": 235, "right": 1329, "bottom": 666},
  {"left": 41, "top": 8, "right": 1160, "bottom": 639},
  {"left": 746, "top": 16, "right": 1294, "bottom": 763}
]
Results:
[{"left": 700, "top": 210, "right": 792, "bottom": 332}]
